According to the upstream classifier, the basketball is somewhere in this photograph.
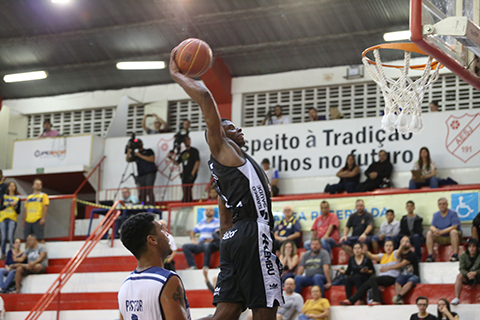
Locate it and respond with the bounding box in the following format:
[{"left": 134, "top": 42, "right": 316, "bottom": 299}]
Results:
[{"left": 175, "top": 38, "right": 213, "bottom": 78}]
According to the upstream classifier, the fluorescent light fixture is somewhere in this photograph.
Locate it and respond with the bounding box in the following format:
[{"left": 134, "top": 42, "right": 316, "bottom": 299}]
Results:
[
  {"left": 116, "top": 61, "right": 166, "bottom": 70},
  {"left": 384, "top": 30, "right": 411, "bottom": 42},
  {"left": 51, "top": 0, "right": 71, "bottom": 3},
  {"left": 4, "top": 71, "right": 48, "bottom": 83}
]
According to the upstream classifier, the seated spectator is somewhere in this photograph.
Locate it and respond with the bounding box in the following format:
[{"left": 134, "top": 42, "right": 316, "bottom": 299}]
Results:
[
  {"left": 426, "top": 197, "right": 462, "bottom": 262},
  {"left": 340, "top": 240, "right": 399, "bottom": 305},
  {"left": 280, "top": 241, "right": 299, "bottom": 282},
  {"left": 274, "top": 206, "right": 301, "bottom": 250},
  {"left": 298, "top": 285, "right": 330, "bottom": 320},
  {"left": 0, "top": 181, "right": 21, "bottom": 260},
  {"left": 329, "top": 106, "right": 344, "bottom": 120},
  {"left": 261, "top": 105, "right": 291, "bottom": 125},
  {"left": 262, "top": 158, "right": 279, "bottom": 196},
  {"left": 207, "top": 184, "right": 218, "bottom": 201},
  {"left": 307, "top": 107, "right": 326, "bottom": 121},
  {"left": 472, "top": 211, "right": 479, "bottom": 241},
  {"left": 305, "top": 201, "right": 339, "bottom": 255},
  {"left": 14, "top": 234, "right": 48, "bottom": 293},
  {"left": 120, "top": 187, "right": 139, "bottom": 205},
  {"left": 37, "top": 120, "right": 59, "bottom": 138},
  {"left": 372, "top": 209, "right": 400, "bottom": 253},
  {"left": 158, "top": 220, "right": 177, "bottom": 271},
  {"left": 397, "top": 200, "right": 424, "bottom": 261},
  {"left": 341, "top": 242, "right": 374, "bottom": 301},
  {"left": 182, "top": 207, "right": 220, "bottom": 270},
  {"left": 324, "top": 154, "right": 360, "bottom": 194},
  {"left": 410, "top": 296, "right": 436, "bottom": 320},
  {"left": 340, "top": 199, "right": 374, "bottom": 256},
  {"left": 142, "top": 113, "right": 169, "bottom": 134},
  {"left": 437, "top": 298, "right": 459, "bottom": 320},
  {"left": 393, "top": 236, "right": 420, "bottom": 304},
  {"left": 0, "top": 238, "right": 23, "bottom": 293},
  {"left": 278, "top": 278, "right": 304, "bottom": 320},
  {"left": 294, "top": 238, "right": 331, "bottom": 297},
  {"left": 451, "top": 238, "right": 480, "bottom": 305},
  {"left": 409, "top": 147, "right": 440, "bottom": 190},
  {"left": 355, "top": 150, "right": 393, "bottom": 192},
  {"left": 429, "top": 100, "right": 440, "bottom": 112}
]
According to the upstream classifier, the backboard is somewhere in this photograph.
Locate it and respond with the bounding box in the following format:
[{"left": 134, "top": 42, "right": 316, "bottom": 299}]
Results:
[{"left": 411, "top": 0, "right": 480, "bottom": 91}]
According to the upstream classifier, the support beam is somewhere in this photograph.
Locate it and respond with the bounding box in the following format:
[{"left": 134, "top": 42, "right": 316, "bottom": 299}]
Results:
[{"left": 201, "top": 55, "right": 232, "bottom": 120}]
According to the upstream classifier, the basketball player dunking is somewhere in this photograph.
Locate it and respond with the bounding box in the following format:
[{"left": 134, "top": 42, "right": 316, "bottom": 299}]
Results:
[
  {"left": 170, "top": 49, "right": 284, "bottom": 320},
  {"left": 118, "top": 213, "right": 191, "bottom": 320}
]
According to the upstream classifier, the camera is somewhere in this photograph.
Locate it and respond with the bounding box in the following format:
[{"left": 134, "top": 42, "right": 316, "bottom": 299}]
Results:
[
  {"left": 172, "top": 128, "right": 189, "bottom": 154},
  {"left": 125, "top": 133, "right": 142, "bottom": 161}
]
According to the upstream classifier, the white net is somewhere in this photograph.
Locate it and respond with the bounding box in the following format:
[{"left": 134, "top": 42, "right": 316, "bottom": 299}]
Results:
[{"left": 363, "top": 48, "right": 441, "bottom": 134}]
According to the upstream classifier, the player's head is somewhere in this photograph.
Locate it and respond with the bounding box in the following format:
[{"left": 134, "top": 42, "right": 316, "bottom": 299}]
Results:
[
  {"left": 220, "top": 118, "right": 245, "bottom": 147},
  {"left": 120, "top": 213, "right": 171, "bottom": 261}
]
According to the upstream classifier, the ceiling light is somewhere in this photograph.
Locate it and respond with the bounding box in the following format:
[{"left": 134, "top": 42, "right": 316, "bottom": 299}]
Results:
[
  {"left": 383, "top": 30, "right": 411, "bottom": 42},
  {"left": 116, "top": 61, "right": 166, "bottom": 70},
  {"left": 4, "top": 71, "right": 48, "bottom": 83},
  {"left": 51, "top": 0, "right": 71, "bottom": 3}
]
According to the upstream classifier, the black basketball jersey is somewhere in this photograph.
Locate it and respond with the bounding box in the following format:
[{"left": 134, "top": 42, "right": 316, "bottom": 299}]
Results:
[{"left": 208, "top": 151, "right": 274, "bottom": 229}]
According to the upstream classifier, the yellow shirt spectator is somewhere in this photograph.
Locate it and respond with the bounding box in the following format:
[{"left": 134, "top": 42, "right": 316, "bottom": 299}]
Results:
[
  {"left": 0, "top": 195, "right": 21, "bottom": 222},
  {"left": 25, "top": 193, "right": 49, "bottom": 223},
  {"left": 301, "top": 298, "right": 330, "bottom": 317}
]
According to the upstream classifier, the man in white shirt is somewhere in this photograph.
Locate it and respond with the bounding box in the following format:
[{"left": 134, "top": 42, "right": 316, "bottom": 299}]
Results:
[
  {"left": 261, "top": 159, "right": 279, "bottom": 196},
  {"left": 372, "top": 209, "right": 400, "bottom": 253},
  {"left": 261, "top": 105, "right": 291, "bottom": 125}
]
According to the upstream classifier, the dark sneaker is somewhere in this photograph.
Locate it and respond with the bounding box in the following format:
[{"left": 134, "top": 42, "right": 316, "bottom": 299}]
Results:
[
  {"left": 450, "top": 254, "right": 459, "bottom": 262},
  {"left": 426, "top": 255, "right": 435, "bottom": 262}
]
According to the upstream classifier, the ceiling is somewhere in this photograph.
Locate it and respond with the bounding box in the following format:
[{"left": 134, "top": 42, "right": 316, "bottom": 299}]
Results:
[{"left": 0, "top": 0, "right": 411, "bottom": 100}]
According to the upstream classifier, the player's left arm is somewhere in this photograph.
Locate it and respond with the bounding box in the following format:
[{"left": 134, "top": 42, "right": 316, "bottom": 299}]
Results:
[
  {"left": 161, "top": 275, "right": 189, "bottom": 320},
  {"left": 218, "top": 197, "right": 233, "bottom": 238}
]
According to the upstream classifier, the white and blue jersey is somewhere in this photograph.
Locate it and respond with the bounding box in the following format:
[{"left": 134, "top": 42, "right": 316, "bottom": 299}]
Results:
[{"left": 118, "top": 267, "right": 191, "bottom": 320}]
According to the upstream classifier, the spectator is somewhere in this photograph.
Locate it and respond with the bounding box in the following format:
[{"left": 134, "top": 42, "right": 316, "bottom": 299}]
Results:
[
  {"left": 329, "top": 106, "right": 344, "bottom": 120},
  {"left": 158, "top": 220, "right": 177, "bottom": 271},
  {"left": 0, "top": 238, "right": 23, "bottom": 293},
  {"left": 261, "top": 105, "right": 291, "bottom": 125},
  {"left": 341, "top": 242, "right": 374, "bottom": 301},
  {"left": 324, "top": 154, "right": 360, "bottom": 194},
  {"left": 14, "top": 234, "right": 48, "bottom": 293},
  {"left": 277, "top": 278, "right": 304, "bottom": 320},
  {"left": 23, "top": 179, "right": 49, "bottom": 242},
  {"left": 182, "top": 207, "right": 220, "bottom": 270},
  {"left": 0, "top": 170, "right": 7, "bottom": 200},
  {"left": 372, "top": 209, "right": 400, "bottom": 253},
  {"left": 355, "top": 150, "right": 393, "bottom": 192},
  {"left": 168, "top": 136, "right": 200, "bottom": 203},
  {"left": 120, "top": 187, "right": 139, "bottom": 205},
  {"left": 294, "top": 238, "right": 331, "bottom": 297},
  {"left": 451, "top": 238, "right": 480, "bottom": 305},
  {"left": 126, "top": 139, "right": 157, "bottom": 205},
  {"left": 307, "top": 107, "right": 325, "bottom": 121},
  {"left": 0, "top": 182, "right": 21, "bottom": 260},
  {"left": 429, "top": 101, "right": 440, "bottom": 112},
  {"left": 472, "top": 211, "right": 479, "bottom": 241},
  {"left": 398, "top": 200, "right": 425, "bottom": 261},
  {"left": 207, "top": 184, "right": 218, "bottom": 201},
  {"left": 298, "top": 285, "right": 330, "bottom": 320},
  {"left": 262, "top": 158, "right": 279, "bottom": 196},
  {"left": 426, "top": 197, "right": 462, "bottom": 262},
  {"left": 409, "top": 147, "right": 440, "bottom": 190},
  {"left": 142, "top": 113, "right": 169, "bottom": 134},
  {"left": 305, "top": 201, "right": 339, "bottom": 255},
  {"left": 279, "top": 241, "right": 299, "bottom": 282},
  {"left": 437, "top": 298, "right": 459, "bottom": 320},
  {"left": 340, "top": 199, "right": 374, "bottom": 256},
  {"left": 37, "top": 120, "right": 60, "bottom": 138},
  {"left": 410, "top": 296, "right": 436, "bottom": 320},
  {"left": 274, "top": 205, "right": 302, "bottom": 250},
  {"left": 340, "top": 240, "right": 399, "bottom": 305},
  {"left": 392, "top": 236, "right": 420, "bottom": 304}
]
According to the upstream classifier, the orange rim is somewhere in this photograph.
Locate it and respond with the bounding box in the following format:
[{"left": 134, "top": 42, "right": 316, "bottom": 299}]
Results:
[{"left": 362, "top": 42, "right": 441, "bottom": 70}]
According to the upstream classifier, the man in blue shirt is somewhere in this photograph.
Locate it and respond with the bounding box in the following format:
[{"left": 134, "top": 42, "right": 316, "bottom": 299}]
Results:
[
  {"left": 274, "top": 205, "right": 302, "bottom": 250},
  {"left": 182, "top": 207, "right": 220, "bottom": 270},
  {"left": 121, "top": 188, "right": 139, "bottom": 205},
  {"left": 426, "top": 197, "right": 462, "bottom": 262}
]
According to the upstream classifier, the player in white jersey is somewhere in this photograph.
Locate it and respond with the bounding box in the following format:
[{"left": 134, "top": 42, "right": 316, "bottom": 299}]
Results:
[{"left": 118, "top": 213, "right": 191, "bottom": 320}]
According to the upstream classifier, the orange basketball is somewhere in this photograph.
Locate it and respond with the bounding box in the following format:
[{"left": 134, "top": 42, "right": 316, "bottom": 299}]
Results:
[{"left": 175, "top": 38, "right": 213, "bottom": 77}]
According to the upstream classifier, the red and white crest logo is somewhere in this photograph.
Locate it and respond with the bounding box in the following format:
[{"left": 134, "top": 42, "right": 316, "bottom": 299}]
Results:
[
  {"left": 445, "top": 113, "right": 480, "bottom": 163},
  {"left": 156, "top": 137, "right": 181, "bottom": 180}
]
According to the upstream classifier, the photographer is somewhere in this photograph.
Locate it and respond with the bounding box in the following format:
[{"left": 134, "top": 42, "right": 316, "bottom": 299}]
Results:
[
  {"left": 260, "top": 105, "right": 290, "bottom": 126},
  {"left": 142, "top": 113, "right": 169, "bottom": 135},
  {"left": 125, "top": 137, "right": 157, "bottom": 205},
  {"left": 168, "top": 136, "right": 200, "bottom": 203}
]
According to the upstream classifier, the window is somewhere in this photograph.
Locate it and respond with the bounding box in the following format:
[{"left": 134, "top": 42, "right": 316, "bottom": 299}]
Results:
[{"left": 167, "top": 100, "right": 205, "bottom": 132}]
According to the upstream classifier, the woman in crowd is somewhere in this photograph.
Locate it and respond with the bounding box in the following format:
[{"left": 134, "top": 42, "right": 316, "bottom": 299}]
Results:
[
  {"left": 279, "top": 240, "right": 299, "bottom": 282},
  {"left": 340, "top": 240, "right": 399, "bottom": 305},
  {"left": 0, "top": 181, "right": 21, "bottom": 260},
  {"left": 341, "top": 242, "right": 375, "bottom": 301},
  {"left": 437, "top": 298, "right": 459, "bottom": 320},
  {"left": 0, "top": 238, "right": 23, "bottom": 292},
  {"left": 409, "top": 147, "right": 440, "bottom": 189},
  {"left": 299, "top": 285, "right": 330, "bottom": 320},
  {"left": 324, "top": 154, "right": 360, "bottom": 194},
  {"left": 329, "top": 106, "right": 344, "bottom": 120}
]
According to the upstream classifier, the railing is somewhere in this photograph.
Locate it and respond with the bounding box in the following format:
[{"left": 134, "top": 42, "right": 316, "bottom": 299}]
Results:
[{"left": 25, "top": 200, "right": 124, "bottom": 320}]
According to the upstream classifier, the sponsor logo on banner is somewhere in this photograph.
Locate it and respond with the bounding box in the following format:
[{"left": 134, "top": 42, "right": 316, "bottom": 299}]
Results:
[
  {"left": 34, "top": 149, "right": 66, "bottom": 160},
  {"left": 445, "top": 113, "right": 480, "bottom": 163},
  {"left": 451, "top": 193, "right": 479, "bottom": 221}
]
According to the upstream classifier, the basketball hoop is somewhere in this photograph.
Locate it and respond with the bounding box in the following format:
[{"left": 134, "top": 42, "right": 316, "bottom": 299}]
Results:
[{"left": 362, "top": 43, "right": 442, "bottom": 134}]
